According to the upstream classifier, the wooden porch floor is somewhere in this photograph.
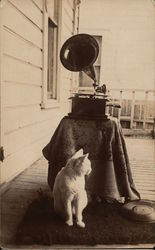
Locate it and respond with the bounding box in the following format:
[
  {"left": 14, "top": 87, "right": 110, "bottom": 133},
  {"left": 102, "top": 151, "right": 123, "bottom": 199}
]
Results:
[{"left": 0, "top": 137, "right": 155, "bottom": 248}]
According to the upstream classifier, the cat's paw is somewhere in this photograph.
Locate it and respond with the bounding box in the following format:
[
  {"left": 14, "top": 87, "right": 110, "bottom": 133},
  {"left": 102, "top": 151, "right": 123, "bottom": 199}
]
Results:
[
  {"left": 65, "top": 219, "right": 73, "bottom": 226},
  {"left": 77, "top": 221, "right": 85, "bottom": 228}
]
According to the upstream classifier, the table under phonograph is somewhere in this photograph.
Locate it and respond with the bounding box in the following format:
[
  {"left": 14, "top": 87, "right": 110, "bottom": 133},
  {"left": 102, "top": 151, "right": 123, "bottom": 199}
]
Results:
[{"left": 42, "top": 115, "right": 140, "bottom": 202}]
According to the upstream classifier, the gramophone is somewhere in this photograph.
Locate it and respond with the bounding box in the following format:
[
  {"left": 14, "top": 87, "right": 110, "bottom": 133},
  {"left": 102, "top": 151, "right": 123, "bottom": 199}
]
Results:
[{"left": 60, "top": 33, "right": 120, "bottom": 119}]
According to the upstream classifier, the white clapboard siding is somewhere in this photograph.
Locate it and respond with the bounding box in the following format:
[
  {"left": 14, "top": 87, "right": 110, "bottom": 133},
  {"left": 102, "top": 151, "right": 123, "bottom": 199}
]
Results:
[
  {"left": 61, "top": 68, "right": 73, "bottom": 98},
  {"left": 9, "top": 0, "right": 43, "bottom": 30},
  {"left": 32, "top": 0, "right": 43, "bottom": 11},
  {"left": 4, "top": 105, "right": 40, "bottom": 134},
  {"left": 63, "top": 78, "right": 73, "bottom": 94},
  {"left": 3, "top": 82, "right": 41, "bottom": 107},
  {"left": 61, "top": 68, "right": 72, "bottom": 81},
  {"left": 3, "top": 1, "right": 43, "bottom": 49},
  {"left": 64, "top": 7, "right": 74, "bottom": 24},
  {"left": 59, "top": 100, "right": 72, "bottom": 113},
  {"left": 63, "top": 20, "right": 74, "bottom": 36},
  {"left": 4, "top": 119, "right": 56, "bottom": 157},
  {"left": 67, "top": 0, "right": 74, "bottom": 9},
  {"left": 61, "top": 0, "right": 74, "bottom": 37},
  {"left": 4, "top": 106, "right": 62, "bottom": 134},
  {"left": 61, "top": 89, "right": 72, "bottom": 101},
  {"left": 1, "top": 135, "right": 49, "bottom": 184},
  {"left": 0, "top": 0, "right": 79, "bottom": 184},
  {"left": 4, "top": 114, "right": 62, "bottom": 161},
  {"left": 63, "top": 21, "right": 74, "bottom": 36},
  {"left": 3, "top": 56, "right": 42, "bottom": 86},
  {"left": 3, "top": 27, "right": 42, "bottom": 68}
]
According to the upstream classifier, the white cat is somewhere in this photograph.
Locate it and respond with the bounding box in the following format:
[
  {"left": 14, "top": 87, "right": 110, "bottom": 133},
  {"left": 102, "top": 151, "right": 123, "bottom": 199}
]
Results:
[{"left": 53, "top": 149, "right": 91, "bottom": 228}]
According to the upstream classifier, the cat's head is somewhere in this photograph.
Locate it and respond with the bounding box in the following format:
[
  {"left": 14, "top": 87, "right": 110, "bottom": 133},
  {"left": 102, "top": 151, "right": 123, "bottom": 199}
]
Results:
[{"left": 69, "top": 149, "right": 91, "bottom": 176}]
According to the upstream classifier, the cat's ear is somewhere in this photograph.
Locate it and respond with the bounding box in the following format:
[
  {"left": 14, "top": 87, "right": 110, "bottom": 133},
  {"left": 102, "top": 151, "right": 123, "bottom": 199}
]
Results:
[
  {"left": 78, "top": 153, "right": 89, "bottom": 163},
  {"left": 84, "top": 153, "right": 89, "bottom": 159},
  {"left": 72, "top": 149, "right": 84, "bottom": 159}
]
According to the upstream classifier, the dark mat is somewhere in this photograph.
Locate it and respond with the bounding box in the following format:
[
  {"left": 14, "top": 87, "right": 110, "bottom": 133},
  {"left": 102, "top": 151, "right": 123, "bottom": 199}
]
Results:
[{"left": 15, "top": 191, "right": 155, "bottom": 246}]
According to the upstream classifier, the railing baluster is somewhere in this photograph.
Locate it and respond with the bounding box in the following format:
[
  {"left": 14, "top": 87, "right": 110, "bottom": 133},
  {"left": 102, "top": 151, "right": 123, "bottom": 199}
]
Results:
[
  {"left": 118, "top": 90, "right": 122, "bottom": 124},
  {"left": 143, "top": 91, "right": 148, "bottom": 129},
  {"left": 130, "top": 91, "right": 135, "bottom": 129}
]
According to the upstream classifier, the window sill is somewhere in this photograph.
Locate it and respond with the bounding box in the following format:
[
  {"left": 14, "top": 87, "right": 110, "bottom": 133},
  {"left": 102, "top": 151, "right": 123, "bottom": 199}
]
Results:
[{"left": 41, "top": 100, "right": 60, "bottom": 109}]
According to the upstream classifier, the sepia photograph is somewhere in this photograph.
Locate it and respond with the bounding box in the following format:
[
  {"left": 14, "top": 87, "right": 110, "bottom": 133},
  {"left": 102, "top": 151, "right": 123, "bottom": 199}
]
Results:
[{"left": 0, "top": 0, "right": 155, "bottom": 249}]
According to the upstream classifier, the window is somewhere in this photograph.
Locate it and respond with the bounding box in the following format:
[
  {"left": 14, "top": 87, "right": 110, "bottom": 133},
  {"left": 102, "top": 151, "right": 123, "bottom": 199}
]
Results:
[
  {"left": 47, "top": 18, "right": 57, "bottom": 99},
  {"left": 42, "top": 0, "right": 60, "bottom": 108},
  {"left": 79, "top": 35, "right": 102, "bottom": 87}
]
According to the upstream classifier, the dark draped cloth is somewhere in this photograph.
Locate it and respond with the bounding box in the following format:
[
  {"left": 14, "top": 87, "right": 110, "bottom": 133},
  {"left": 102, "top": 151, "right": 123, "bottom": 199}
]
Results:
[{"left": 42, "top": 116, "right": 140, "bottom": 201}]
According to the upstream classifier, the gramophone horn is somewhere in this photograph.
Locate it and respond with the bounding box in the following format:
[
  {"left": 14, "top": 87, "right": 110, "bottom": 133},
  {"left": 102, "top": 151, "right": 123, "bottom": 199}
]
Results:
[{"left": 60, "top": 34, "right": 99, "bottom": 82}]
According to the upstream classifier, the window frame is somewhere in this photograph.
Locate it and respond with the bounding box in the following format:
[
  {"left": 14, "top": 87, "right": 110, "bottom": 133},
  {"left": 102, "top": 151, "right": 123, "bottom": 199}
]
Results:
[
  {"left": 41, "top": 1, "right": 61, "bottom": 109},
  {"left": 47, "top": 18, "right": 58, "bottom": 100},
  {"left": 78, "top": 34, "right": 103, "bottom": 91}
]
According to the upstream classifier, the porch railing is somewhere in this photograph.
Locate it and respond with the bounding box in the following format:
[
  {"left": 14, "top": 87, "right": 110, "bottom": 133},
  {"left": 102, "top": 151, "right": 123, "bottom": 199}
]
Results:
[
  {"left": 108, "top": 89, "right": 154, "bottom": 130},
  {"left": 78, "top": 86, "right": 155, "bottom": 130}
]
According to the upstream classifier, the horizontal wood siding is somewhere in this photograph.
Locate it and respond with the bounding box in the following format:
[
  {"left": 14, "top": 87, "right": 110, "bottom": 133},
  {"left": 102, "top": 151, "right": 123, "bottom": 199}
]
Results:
[
  {"left": 9, "top": 0, "right": 43, "bottom": 29},
  {"left": 3, "top": 82, "right": 41, "bottom": 107},
  {"left": 3, "top": 27, "right": 42, "bottom": 68},
  {"left": 3, "top": 1, "right": 43, "bottom": 48},
  {"left": 32, "top": 0, "right": 43, "bottom": 11},
  {"left": 1, "top": 0, "right": 76, "bottom": 184},
  {"left": 60, "top": 0, "right": 75, "bottom": 101},
  {"left": 1, "top": 0, "right": 43, "bottom": 184},
  {"left": 3, "top": 56, "right": 42, "bottom": 86},
  {"left": 1, "top": 135, "right": 48, "bottom": 183},
  {"left": 4, "top": 119, "right": 58, "bottom": 157}
]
